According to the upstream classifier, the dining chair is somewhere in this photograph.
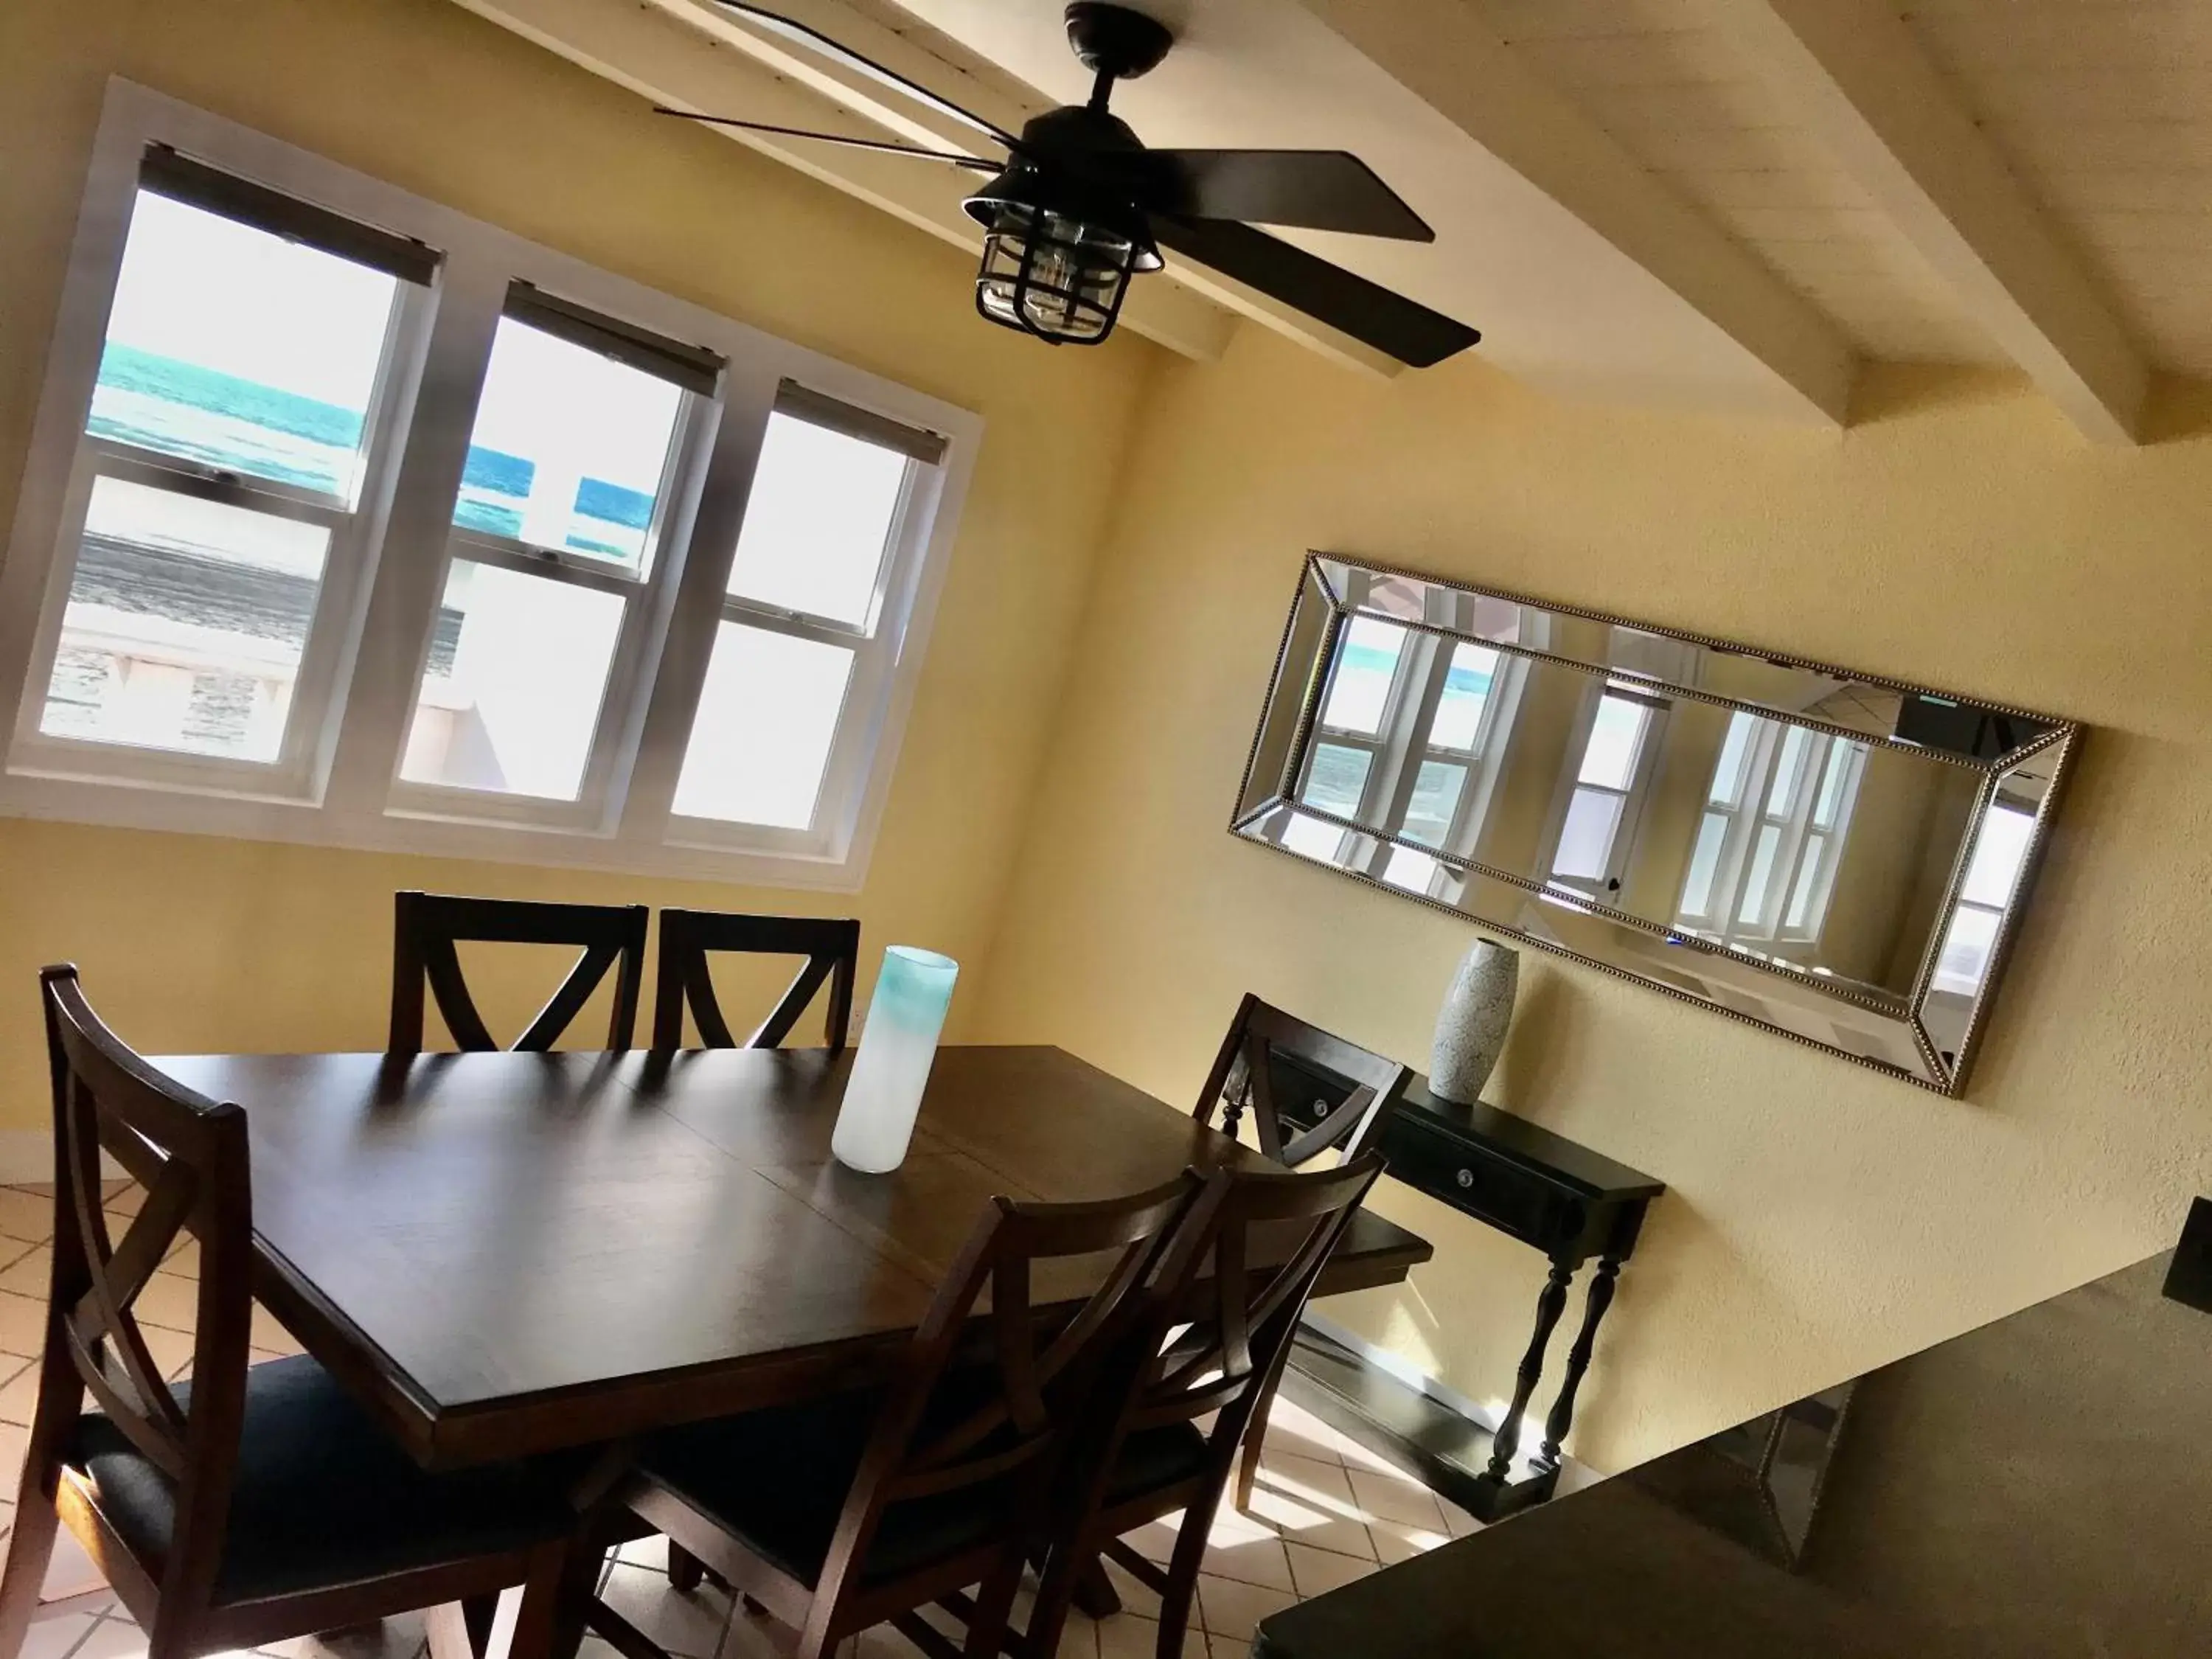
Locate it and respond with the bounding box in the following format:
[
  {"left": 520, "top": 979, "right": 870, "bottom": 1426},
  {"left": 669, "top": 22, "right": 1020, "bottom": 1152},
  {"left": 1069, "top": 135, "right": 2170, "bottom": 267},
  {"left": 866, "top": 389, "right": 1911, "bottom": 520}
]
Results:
[
  {"left": 583, "top": 1174, "right": 1203, "bottom": 1659},
  {"left": 389, "top": 890, "right": 648, "bottom": 1053},
  {"left": 0, "top": 966, "right": 594, "bottom": 1659},
  {"left": 1026, "top": 1155, "right": 1388, "bottom": 1659},
  {"left": 1194, "top": 995, "right": 1410, "bottom": 1504},
  {"left": 649, "top": 911, "right": 860, "bottom": 1051}
]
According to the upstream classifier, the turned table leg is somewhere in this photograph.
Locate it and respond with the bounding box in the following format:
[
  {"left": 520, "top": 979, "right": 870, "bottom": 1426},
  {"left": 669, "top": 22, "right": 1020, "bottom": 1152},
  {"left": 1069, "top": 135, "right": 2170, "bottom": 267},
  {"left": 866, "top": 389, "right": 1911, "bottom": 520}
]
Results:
[
  {"left": 1535, "top": 1253, "right": 1622, "bottom": 1478},
  {"left": 1484, "top": 1256, "right": 1576, "bottom": 1484}
]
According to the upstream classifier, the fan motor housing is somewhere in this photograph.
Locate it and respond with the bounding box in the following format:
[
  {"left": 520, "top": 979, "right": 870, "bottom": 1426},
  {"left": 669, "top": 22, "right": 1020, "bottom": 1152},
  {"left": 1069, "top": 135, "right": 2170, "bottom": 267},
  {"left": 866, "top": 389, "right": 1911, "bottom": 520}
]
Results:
[{"left": 1065, "top": 3, "right": 1175, "bottom": 83}]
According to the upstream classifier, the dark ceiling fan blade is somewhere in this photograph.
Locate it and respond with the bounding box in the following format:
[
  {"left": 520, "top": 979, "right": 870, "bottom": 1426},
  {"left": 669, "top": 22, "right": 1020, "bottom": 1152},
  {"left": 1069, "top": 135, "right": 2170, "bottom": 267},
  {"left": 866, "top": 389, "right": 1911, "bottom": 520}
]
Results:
[
  {"left": 1132, "top": 150, "right": 1434, "bottom": 242},
  {"left": 710, "top": 2, "right": 1021, "bottom": 151},
  {"left": 1150, "top": 215, "right": 1478, "bottom": 368},
  {"left": 655, "top": 108, "right": 1000, "bottom": 168}
]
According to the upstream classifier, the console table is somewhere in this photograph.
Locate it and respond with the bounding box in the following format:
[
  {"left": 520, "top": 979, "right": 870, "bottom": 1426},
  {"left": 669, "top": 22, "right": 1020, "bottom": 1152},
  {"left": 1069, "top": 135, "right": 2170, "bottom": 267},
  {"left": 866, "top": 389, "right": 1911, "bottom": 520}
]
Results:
[{"left": 1273, "top": 1063, "right": 1665, "bottom": 1520}]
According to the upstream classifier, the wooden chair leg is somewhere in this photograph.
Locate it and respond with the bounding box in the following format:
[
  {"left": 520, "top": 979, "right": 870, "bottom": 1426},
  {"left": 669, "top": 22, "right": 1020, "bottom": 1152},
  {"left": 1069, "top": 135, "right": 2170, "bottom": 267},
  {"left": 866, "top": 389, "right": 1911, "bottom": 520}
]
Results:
[
  {"left": 959, "top": 1557, "right": 1023, "bottom": 1659},
  {"left": 1026, "top": 1531, "right": 1100, "bottom": 1659},
  {"left": 0, "top": 1471, "right": 60, "bottom": 1659},
  {"left": 666, "top": 1541, "right": 703, "bottom": 1593},
  {"left": 1153, "top": 1503, "right": 1211, "bottom": 1659},
  {"left": 505, "top": 1539, "right": 598, "bottom": 1659},
  {"left": 1236, "top": 1333, "right": 1298, "bottom": 1513},
  {"left": 461, "top": 1593, "right": 502, "bottom": 1658},
  {"left": 428, "top": 1602, "right": 481, "bottom": 1659}
]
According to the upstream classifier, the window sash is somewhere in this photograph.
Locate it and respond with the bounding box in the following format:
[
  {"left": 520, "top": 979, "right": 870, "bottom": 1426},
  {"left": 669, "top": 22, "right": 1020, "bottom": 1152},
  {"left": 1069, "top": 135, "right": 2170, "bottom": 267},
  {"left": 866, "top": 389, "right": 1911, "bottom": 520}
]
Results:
[{"left": 0, "top": 83, "right": 976, "bottom": 889}]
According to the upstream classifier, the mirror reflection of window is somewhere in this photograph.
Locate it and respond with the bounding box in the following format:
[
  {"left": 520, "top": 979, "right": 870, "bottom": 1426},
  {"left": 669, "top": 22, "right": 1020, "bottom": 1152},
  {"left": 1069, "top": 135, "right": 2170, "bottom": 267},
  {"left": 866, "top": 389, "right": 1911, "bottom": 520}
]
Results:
[
  {"left": 1297, "top": 621, "right": 1517, "bottom": 867},
  {"left": 1676, "top": 710, "right": 1868, "bottom": 948},
  {"left": 1550, "top": 684, "right": 1666, "bottom": 899},
  {"left": 1931, "top": 802, "right": 2037, "bottom": 997}
]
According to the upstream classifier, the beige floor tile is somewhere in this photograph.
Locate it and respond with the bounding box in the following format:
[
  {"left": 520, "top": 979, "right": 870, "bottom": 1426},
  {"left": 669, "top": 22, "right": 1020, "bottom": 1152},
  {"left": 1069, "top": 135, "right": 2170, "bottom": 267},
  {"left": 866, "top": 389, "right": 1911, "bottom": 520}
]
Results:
[
  {"left": 1124, "top": 1517, "right": 1182, "bottom": 1565},
  {"left": 1256, "top": 1400, "right": 1356, "bottom": 1467},
  {"left": 106, "top": 1186, "right": 146, "bottom": 1219},
  {"left": 1366, "top": 1519, "right": 1450, "bottom": 1565},
  {"left": 1097, "top": 1553, "right": 1162, "bottom": 1620},
  {"left": 1281, "top": 1540, "right": 1374, "bottom": 1599},
  {"left": 1209, "top": 1643, "right": 1251, "bottom": 1659},
  {"left": 0, "top": 1191, "right": 54, "bottom": 1245},
  {"left": 1436, "top": 1495, "right": 1481, "bottom": 1538},
  {"left": 1200, "top": 1533, "right": 1291, "bottom": 1593},
  {"left": 0, "top": 1419, "right": 29, "bottom": 1487},
  {"left": 614, "top": 1533, "right": 670, "bottom": 1571},
  {"left": 1194, "top": 1576, "right": 1294, "bottom": 1644},
  {"left": 162, "top": 1237, "right": 200, "bottom": 1280},
  {"left": 256, "top": 1610, "right": 429, "bottom": 1659},
  {"left": 599, "top": 1560, "right": 733, "bottom": 1658},
  {"left": 42, "top": 1526, "right": 108, "bottom": 1601},
  {"left": 0, "top": 1239, "right": 41, "bottom": 1276},
  {"left": 19, "top": 1611, "right": 100, "bottom": 1659},
  {"left": 0, "top": 1251, "right": 51, "bottom": 1300},
  {"left": 1343, "top": 1468, "right": 1447, "bottom": 1533},
  {"left": 1094, "top": 1612, "right": 1202, "bottom": 1659},
  {"left": 1237, "top": 1485, "right": 1376, "bottom": 1564},
  {"left": 130, "top": 1272, "right": 198, "bottom": 1335},
  {"left": 0, "top": 1293, "right": 49, "bottom": 1360},
  {"left": 0, "top": 1359, "right": 41, "bottom": 1428},
  {"left": 138, "top": 1325, "right": 194, "bottom": 1377},
  {"left": 251, "top": 1304, "right": 304, "bottom": 1356},
  {"left": 1251, "top": 1452, "right": 1354, "bottom": 1512},
  {"left": 68, "top": 1613, "right": 157, "bottom": 1659}
]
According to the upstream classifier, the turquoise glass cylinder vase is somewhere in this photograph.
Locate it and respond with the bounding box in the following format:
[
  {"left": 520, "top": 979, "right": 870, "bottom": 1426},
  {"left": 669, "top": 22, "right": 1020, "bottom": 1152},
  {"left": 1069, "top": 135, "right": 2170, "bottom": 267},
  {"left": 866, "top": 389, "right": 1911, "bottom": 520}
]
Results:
[{"left": 831, "top": 945, "right": 960, "bottom": 1174}]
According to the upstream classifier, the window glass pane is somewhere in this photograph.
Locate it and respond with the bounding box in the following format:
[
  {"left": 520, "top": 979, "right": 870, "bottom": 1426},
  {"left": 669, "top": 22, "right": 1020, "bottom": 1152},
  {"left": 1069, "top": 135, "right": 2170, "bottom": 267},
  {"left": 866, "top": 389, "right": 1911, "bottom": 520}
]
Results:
[
  {"left": 1321, "top": 619, "right": 1405, "bottom": 736},
  {"left": 1764, "top": 725, "right": 1811, "bottom": 815},
  {"left": 1427, "top": 644, "right": 1498, "bottom": 751},
  {"left": 1784, "top": 833, "right": 1827, "bottom": 931},
  {"left": 1553, "top": 787, "right": 1624, "bottom": 880},
  {"left": 1578, "top": 695, "right": 1646, "bottom": 790},
  {"left": 1738, "top": 823, "right": 1784, "bottom": 924},
  {"left": 1680, "top": 810, "right": 1730, "bottom": 917},
  {"left": 400, "top": 560, "right": 624, "bottom": 800},
  {"left": 1812, "top": 742, "right": 1857, "bottom": 829},
  {"left": 726, "top": 413, "right": 910, "bottom": 629},
  {"left": 1708, "top": 712, "right": 1756, "bottom": 806},
  {"left": 90, "top": 191, "right": 398, "bottom": 498},
  {"left": 673, "top": 624, "right": 854, "bottom": 828},
  {"left": 40, "top": 476, "right": 329, "bottom": 762},
  {"left": 453, "top": 315, "right": 684, "bottom": 572},
  {"left": 1402, "top": 761, "right": 1467, "bottom": 847},
  {"left": 1300, "top": 742, "right": 1372, "bottom": 817},
  {"left": 1961, "top": 804, "right": 2037, "bottom": 908}
]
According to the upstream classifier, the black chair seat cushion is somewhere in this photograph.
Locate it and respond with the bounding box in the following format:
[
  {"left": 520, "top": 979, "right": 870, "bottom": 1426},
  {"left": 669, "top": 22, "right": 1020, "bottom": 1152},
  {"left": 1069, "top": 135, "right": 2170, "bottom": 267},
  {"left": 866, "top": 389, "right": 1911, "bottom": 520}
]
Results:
[
  {"left": 72, "top": 1354, "right": 579, "bottom": 1603},
  {"left": 635, "top": 1382, "right": 1020, "bottom": 1590},
  {"left": 1105, "top": 1422, "right": 1210, "bottom": 1506}
]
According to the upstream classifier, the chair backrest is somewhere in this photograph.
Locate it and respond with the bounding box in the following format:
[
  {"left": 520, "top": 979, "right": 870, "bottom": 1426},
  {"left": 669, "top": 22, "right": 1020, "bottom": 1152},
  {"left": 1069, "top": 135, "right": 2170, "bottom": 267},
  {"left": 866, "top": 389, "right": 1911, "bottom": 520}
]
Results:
[
  {"left": 1091, "top": 1155, "right": 1385, "bottom": 1495},
  {"left": 810, "top": 1174, "right": 1200, "bottom": 1621},
  {"left": 1195, "top": 994, "right": 1412, "bottom": 1168},
  {"left": 39, "top": 965, "right": 257, "bottom": 1610},
  {"left": 389, "top": 891, "right": 648, "bottom": 1053},
  {"left": 651, "top": 911, "right": 860, "bottom": 1051}
]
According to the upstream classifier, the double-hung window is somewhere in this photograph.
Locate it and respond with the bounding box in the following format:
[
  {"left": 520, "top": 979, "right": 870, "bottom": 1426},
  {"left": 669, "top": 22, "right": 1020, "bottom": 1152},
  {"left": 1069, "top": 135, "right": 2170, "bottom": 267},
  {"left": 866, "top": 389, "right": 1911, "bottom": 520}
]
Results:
[
  {"left": 0, "top": 84, "right": 975, "bottom": 885},
  {"left": 1548, "top": 682, "right": 1668, "bottom": 902},
  {"left": 1674, "top": 711, "right": 1868, "bottom": 949}
]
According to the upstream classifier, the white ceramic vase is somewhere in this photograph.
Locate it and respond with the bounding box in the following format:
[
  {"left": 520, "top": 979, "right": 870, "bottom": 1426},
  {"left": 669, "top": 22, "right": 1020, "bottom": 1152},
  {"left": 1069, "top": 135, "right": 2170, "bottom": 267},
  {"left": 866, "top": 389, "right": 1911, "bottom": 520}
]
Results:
[
  {"left": 832, "top": 946, "right": 959, "bottom": 1174},
  {"left": 1430, "top": 939, "right": 1518, "bottom": 1105}
]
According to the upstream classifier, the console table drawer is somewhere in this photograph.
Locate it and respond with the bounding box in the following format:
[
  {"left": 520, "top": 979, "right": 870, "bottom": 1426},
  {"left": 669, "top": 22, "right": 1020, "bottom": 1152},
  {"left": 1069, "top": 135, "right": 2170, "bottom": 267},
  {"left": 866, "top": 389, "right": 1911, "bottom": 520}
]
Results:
[{"left": 1382, "top": 1113, "right": 1582, "bottom": 1252}]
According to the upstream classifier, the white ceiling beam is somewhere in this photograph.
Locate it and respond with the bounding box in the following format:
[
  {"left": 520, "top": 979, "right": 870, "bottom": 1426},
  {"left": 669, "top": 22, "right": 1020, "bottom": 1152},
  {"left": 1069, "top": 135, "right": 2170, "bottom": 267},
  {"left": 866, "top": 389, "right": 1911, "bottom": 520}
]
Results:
[
  {"left": 1707, "top": 0, "right": 2148, "bottom": 445},
  {"left": 653, "top": 0, "right": 1407, "bottom": 378},
  {"left": 1297, "top": 0, "right": 1857, "bottom": 425},
  {"left": 448, "top": 0, "right": 1238, "bottom": 364}
]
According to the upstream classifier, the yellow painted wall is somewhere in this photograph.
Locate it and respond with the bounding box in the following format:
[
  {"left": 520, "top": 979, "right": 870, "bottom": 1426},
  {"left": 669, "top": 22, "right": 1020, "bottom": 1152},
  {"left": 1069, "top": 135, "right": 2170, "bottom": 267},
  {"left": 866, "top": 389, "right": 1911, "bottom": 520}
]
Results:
[
  {"left": 973, "top": 330, "right": 2212, "bottom": 1474},
  {"left": 0, "top": 0, "right": 1161, "bottom": 1107}
]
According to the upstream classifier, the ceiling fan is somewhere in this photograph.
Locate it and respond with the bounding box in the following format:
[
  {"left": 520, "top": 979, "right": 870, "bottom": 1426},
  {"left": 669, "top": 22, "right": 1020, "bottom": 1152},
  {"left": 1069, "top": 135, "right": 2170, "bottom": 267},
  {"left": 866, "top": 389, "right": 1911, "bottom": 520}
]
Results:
[{"left": 661, "top": 1, "right": 1481, "bottom": 365}]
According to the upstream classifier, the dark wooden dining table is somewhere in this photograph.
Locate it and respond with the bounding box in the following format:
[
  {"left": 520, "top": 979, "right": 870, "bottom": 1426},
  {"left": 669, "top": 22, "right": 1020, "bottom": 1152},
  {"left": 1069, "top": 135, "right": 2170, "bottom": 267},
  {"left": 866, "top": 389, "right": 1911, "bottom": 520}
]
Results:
[{"left": 148, "top": 1044, "right": 1433, "bottom": 1472}]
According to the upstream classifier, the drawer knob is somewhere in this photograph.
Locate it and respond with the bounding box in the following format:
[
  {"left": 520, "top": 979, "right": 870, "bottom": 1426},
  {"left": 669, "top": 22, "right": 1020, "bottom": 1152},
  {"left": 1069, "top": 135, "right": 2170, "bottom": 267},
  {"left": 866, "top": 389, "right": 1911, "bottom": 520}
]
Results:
[
  {"left": 1455, "top": 1168, "right": 1475, "bottom": 1190},
  {"left": 1312, "top": 1097, "right": 1331, "bottom": 1118}
]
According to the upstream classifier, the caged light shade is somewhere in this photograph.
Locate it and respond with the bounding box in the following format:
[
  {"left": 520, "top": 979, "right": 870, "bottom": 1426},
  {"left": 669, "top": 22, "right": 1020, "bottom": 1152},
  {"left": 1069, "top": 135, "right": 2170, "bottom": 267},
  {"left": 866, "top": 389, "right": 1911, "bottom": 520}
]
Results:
[{"left": 965, "top": 160, "right": 1161, "bottom": 346}]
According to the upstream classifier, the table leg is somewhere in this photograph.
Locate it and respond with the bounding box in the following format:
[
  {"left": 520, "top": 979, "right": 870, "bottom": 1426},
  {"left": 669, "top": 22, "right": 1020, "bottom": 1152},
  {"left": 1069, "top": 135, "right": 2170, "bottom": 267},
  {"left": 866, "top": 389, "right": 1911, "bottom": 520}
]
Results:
[
  {"left": 1536, "top": 1255, "right": 1621, "bottom": 1478},
  {"left": 1483, "top": 1258, "right": 1576, "bottom": 1484}
]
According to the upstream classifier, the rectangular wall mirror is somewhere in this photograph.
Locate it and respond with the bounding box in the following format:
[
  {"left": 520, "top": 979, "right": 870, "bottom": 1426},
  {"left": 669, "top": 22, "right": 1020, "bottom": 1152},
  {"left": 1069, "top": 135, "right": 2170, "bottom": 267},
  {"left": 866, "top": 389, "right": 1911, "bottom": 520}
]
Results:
[{"left": 1232, "top": 556, "right": 2080, "bottom": 1094}]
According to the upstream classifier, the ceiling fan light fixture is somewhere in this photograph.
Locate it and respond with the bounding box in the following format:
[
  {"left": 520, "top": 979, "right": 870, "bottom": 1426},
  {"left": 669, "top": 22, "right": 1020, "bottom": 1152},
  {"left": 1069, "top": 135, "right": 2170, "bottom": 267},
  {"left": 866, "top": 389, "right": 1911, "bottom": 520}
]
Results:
[{"left": 966, "top": 160, "right": 1161, "bottom": 347}]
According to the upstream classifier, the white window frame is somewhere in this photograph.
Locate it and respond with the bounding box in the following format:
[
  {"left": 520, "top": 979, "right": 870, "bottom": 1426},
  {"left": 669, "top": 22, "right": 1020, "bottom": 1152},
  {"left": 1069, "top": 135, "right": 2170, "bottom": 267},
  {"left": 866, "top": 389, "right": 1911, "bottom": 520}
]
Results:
[
  {"left": 0, "top": 81, "right": 979, "bottom": 891},
  {"left": 1674, "top": 714, "right": 1868, "bottom": 949},
  {"left": 1542, "top": 679, "right": 1669, "bottom": 903}
]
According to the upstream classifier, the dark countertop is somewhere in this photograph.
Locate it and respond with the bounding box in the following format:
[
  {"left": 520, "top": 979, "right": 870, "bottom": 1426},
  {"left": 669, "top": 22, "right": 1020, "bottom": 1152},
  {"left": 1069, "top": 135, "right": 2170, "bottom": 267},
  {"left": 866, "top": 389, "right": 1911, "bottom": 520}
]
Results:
[{"left": 1256, "top": 1203, "right": 2212, "bottom": 1658}]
